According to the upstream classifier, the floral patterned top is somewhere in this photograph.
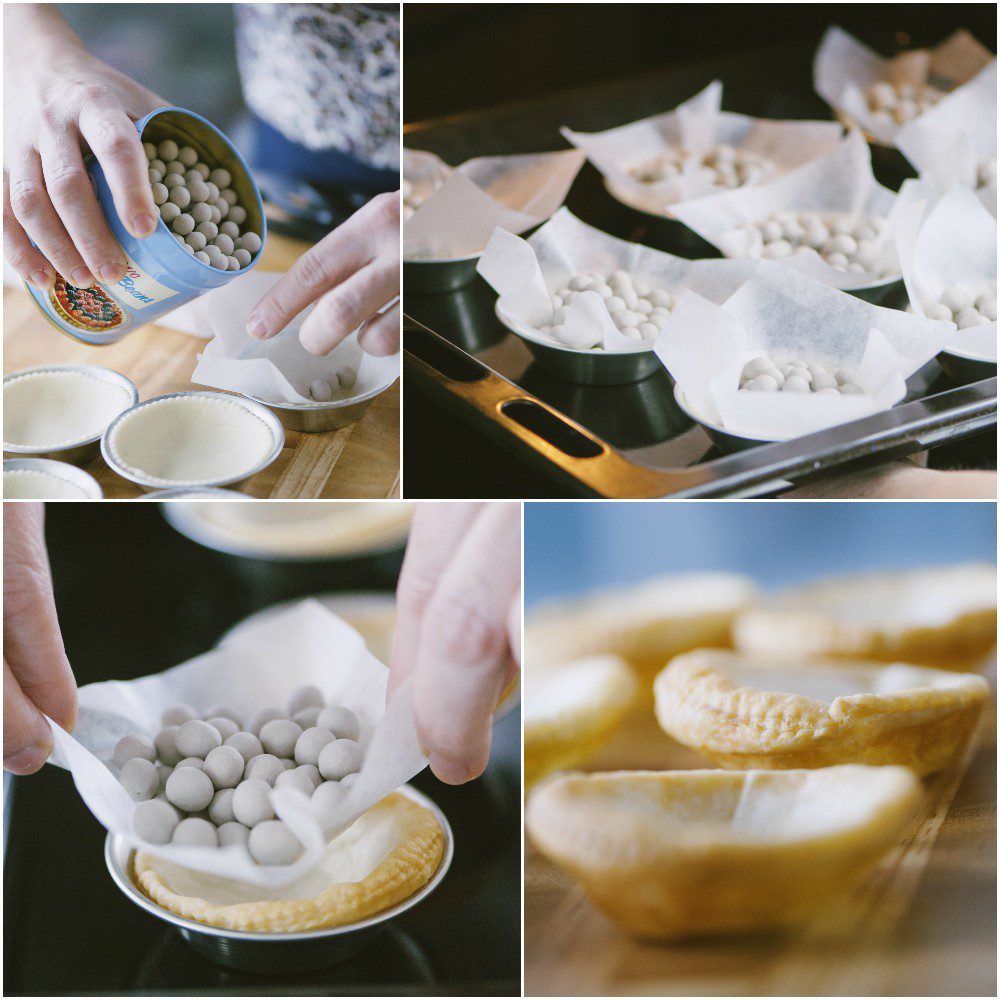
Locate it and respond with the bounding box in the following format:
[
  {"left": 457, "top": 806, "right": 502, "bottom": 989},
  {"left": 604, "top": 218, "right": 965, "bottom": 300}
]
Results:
[{"left": 235, "top": 3, "right": 399, "bottom": 170}]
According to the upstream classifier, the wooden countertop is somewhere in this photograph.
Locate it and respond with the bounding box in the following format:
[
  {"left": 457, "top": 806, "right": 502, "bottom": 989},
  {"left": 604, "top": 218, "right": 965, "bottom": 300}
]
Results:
[
  {"left": 525, "top": 670, "right": 997, "bottom": 997},
  {"left": 3, "top": 233, "right": 399, "bottom": 499}
]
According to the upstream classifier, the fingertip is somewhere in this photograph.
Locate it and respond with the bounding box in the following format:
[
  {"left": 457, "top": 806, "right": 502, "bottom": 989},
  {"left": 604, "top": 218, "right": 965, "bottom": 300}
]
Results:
[
  {"left": 428, "top": 750, "right": 487, "bottom": 785},
  {"left": 4, "top": 741, "right": 52, "bottom": 776},
  {"left": 27, "top": 269, "right": 53, "bottom": 290},
  {"left": 129, "top": 213, "right": 157, "bottom": 239}
]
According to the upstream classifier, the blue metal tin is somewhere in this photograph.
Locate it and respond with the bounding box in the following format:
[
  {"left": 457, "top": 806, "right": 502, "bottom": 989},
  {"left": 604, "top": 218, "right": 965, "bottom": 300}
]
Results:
[{"left": 25, "top": 107, "right": 267, "bottom": 345}]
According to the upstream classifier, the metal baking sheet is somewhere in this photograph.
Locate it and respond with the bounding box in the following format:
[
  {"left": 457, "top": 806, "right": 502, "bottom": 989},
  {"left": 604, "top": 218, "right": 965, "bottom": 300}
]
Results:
[{"left": 402, "top": 50, "right": 997, "bottom": 498}]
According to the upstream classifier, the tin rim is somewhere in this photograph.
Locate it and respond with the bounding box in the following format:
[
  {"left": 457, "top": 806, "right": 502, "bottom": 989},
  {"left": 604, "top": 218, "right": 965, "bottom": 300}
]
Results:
[
  {"left": 104, "top": 784, "right": 454, "bottom": 943},
  {"left": 3, "top": 364, "right": 139, "bottom": 455},
  {"left": 100, "top": 390, "right": 284, "bottom": 490},
  {"left": 243, "top": 372, "right": 399, "bottom": 413},
  {"left": 403, "top": 249, "right": 483, "bottom": 266},
  {"left": 3, "top": 457, "right": 104, "bottom": 498}
]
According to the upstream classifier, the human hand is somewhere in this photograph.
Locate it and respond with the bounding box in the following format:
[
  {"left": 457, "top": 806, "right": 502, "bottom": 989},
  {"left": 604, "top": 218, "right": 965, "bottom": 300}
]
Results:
[
  {"left": 390, "top": 503, "right": 521, "bottom": 785},
  {"left": 785, "top": 459, "right": 997, "bottom": 499},
  {"left": 4, "top": 503, "right": 77, "bottom": 774},
  {"left": 3, "top": 5, "right": 164, "bottom": 290},
  {"left": 246, "top": 191, "right": 400, "bottom": 357}
]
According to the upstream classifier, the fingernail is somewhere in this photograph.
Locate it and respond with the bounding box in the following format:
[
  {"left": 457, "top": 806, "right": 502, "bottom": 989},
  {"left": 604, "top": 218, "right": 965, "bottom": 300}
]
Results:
[
  {"left": 247, "top": 315, "right": 267, "bottom": 339},
  {"left": 4, "top": 745, "right": 50, "bottom": 775},
  {"left": 28, "top": 270, "right": 51, "bottom": 289},
  {"left": 98, "top": 261, "right": 124, "bottom": 284},
  {"left": 69, "top": 267, "right": 94, "bottom": 288},
  {"left": 132, "top": 213, "right": 157, "bottom": 237}
]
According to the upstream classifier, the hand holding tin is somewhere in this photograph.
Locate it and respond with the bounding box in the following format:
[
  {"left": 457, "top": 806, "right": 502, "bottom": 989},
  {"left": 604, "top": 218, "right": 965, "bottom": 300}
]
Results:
[
  {"left": 3, "top": 5, "right": 163, "bottom": 290},
  {"left": 2, "top": 502, "right": 77, "bottom": 774},
  {"left": 246, "top": 191, "right": 400, "bottom": 357}
]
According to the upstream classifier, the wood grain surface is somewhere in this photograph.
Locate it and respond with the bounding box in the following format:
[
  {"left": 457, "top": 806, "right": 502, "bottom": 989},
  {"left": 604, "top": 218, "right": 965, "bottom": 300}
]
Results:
[
  {"left": 525, "top": 667, "right": 998, "bottom": 997},
  {"left": 3, "top": 233, "right": 400, "bottom": 499}
]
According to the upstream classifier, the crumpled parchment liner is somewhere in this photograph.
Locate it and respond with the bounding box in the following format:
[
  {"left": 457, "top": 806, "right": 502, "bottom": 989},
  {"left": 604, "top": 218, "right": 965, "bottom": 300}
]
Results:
[
  {"left": 477, "top": 207, "right": 760, "bottom": 353},
  {"left": 402, "top": 147, "right": 585, "bottom": 260},
  {"left": 814, "top": 26, "right": 995, "bottom": 147},
  {"left": 671, "top": 131, "right": 915, "bottom": 290},
  {"left": 188, "top": 271, "right": 399, "bottom": 406},
  {"left": 561, "top": 80, "right": 843, "bottom": 217},
  {"left": 46, "top": 599, "right": 427, "bottom": 889},
  {"left": 895, "top": 185, "right": 997, "bottom": 361},
  {"left": 896, "top": 61, "right": 997, "bottom": 217},
  {"left": 654, "top": 262, "right": 955, "bottom": 440}
]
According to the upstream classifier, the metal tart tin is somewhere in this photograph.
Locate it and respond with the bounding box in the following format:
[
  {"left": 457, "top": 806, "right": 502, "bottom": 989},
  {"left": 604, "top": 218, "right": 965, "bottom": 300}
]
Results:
[
  {"left": 245, "top": 376, "right": 399, "bottom": 433},
  {"left": 494, "top": 302, "right": 661, "bottom": 386},
  {"left": 404, "top": 252, "right": 482, "bottom": 295},
  {"left": 3, "top": 457, "right": 103, "bottom": 499},
  {"left": 24, "top": 107, "right": 266, "bottom": 345},
  {"left": 101, "top": 391, "right": 284, "bottom": 492},
  {"left": 3, "top": 364, "right": 138, "bottom": 463},
  {"left": 104, "top": 785, "right": 453, "bottom": 974},
  {"left": 141, "top": 487, "right": 251, "bottom": 500},
  {"left": 673, "top": 384, "right": 773, "bottom": 454},
  {"left": 938, "top": 347, "right": 997, "bottom": 385}
]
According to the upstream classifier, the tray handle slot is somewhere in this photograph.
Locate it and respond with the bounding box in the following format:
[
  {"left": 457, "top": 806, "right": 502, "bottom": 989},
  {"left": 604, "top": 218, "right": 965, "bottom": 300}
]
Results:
[
  {"left": 403, "top": 322, "right": 488, "bottom": 383},
  {"left": 499, "top": 399, "right": 604, "bottom": 459}
]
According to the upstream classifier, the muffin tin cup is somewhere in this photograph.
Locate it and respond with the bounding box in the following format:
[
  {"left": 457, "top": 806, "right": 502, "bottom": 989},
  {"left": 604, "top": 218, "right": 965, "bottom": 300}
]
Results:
[
  {"left": 3, "top": 365, "right": 139, "bottom": 464},
  {"left": 100, "top": 391, "right": 285, "bottom": 492},
  {"left": 245, "top": 378, "right": 398, "bottom": 433},
  {"left": 3, "top": 458, "right": 104, "bottom": 499},
  {"left": 404, "top": 253, "right": 482, "bottom": 294},
  {"left": 104, "top": 785, "right": 454, "bottom": 974},
  {"left": 495, "top": 302, "right": 661, "bottom": 386},
  {"left": 23, "top": 106, "right": 266, "bottom": 346}
]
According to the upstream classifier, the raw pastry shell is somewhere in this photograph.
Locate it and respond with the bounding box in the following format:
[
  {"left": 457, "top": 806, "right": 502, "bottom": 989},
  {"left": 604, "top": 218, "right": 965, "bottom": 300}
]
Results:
[
  {"left": 132, "top": 793, "right": 445, "bottom": 933},
  {"left": 654, "top": 649, "right": 989, "bottom": 775},
  {"left": 526, "top": 765, "right": 922, "bottom": 939},
  {"left": 524, "top": 655, "right": 635, "bottom": 788},
  {"left": 733, "top": 565, "right": 997, "bottom": 670}
]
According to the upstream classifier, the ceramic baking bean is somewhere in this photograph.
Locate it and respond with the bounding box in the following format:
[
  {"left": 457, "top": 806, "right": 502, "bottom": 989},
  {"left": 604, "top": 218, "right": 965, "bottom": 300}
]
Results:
[
  {"left": 205, "top": 182, "right": 220, "bottom": 204},
  {"left": 171, "top": 213, "right": 195, "bottom": 237},
  {"left": 148, "top": 168, "right": 163, "bottom": 185},
  {"left": 220, "top": 188, "right": 238, "bottom": 206},
  {"left": 244, "top": 753, "right": 286, "bottom": 786},
  {"left": 114, "top": 733, "right": 156, "bottom": 769},
  {"left": 209, "top": 168, "right": 232, "bottom": 189},
  {"left": 133, "top": 799, "right": 181, "bottom": 844},
  {"left": 157, "top": 139, "right": 180, "bottom": 162},
  {"left": 175, "top": 756, "right": 206, "bottom": 771},
  {"left": 215, "top": 197, "right": 230, "bottom": 219},
  {"left": 224, "top": 731, "right": 264, "bottom": 763},
  {"left": 316, "top": 706, "right": 360, "bottom": 741},
  {"left": 274, "top": 767, "right": 316, "bottom": 797},
  {"left": 168, "top": 186, "right": 191, "bottom": 210},
  {"left": 288, "top": 686, "right": 325, "bottom": 715},
  {"left": 172, "top": 817, "right": 219, "bottom": 847},
  {"left": 226, "top": 256, "right": 241, "bottom": 271},
  {"left": 165, "top": 766, "right": 215, "bottom": 812},
  {"left": 228, "top": 205, "right": 247, "bottom": 226},
  {"left": 231, "top": 248, "right": 252, "bottom": 269},
  {"left": 294, "top": 726, "right": 337, "bottom": 766},
  {"left": 188, "top": 203, "right": 212, "bottom": 225},
  {"left": 311, "top": 780, "right": 345, "bottom": 816},
  {"left": 236, "top": 231, "right": 261, "bottom": 254},
  {"left": 309, "top": 379, "right": 334, "bottom": 402},
  {"left": 177, "top": 145, "right": 199, "bottom": 167},
  {"left": 204, "top": 745, "right": 246, "bottom": 789},
  {"left": 161, "top": 704, "right": 198, "bottom": 727},
  {"left": 210, "top": 205, "right": 222, "bottom": 225},
  {"left": 153, "top": 726, "right": 183, "bottom": 766},
  {"left": 248, "top": 819, "right": 303, "bottom": 866},
  {"left": 205, "top": 716, "right": 240, "bottom": 741},
  {"left": 232, "top": 778, "right": 275, "bottom": 827},
  {"left": 159, "top": 202, "right": 181, "bottom": 224},
  {"left": 295, "top": 763, "right": 322, "bottom": 788},
  {"left": 143, "top": 141, "right": 158, "bottom": 160},
  {"left": 120, "top": 757, "right": 160, "bottom": 801},
  {"left": 208, "top": 787, "right": 238, "bottom": 825},
  {"left": 193, "top": 162, "right": 211, "bottom": 179},
  {"left": 318, "top": 739, "right": 364, "bottom": 781},
  {"left": 219, "top": 220, "right": 240, "bottom": 239},
  {"left": 259, "top": 719, "right": 303, "bottom": 758},
  {"left": 292, "top": 706, "right": 323, "bottom": 728},
  {"left": 217, "top": 821, "right": 251, "bottom": 847},
  {"left": 174, "top": 719, "right": 222, "bottom": 759},
  {"left": 151, "top": 183, "right": 169, "bottom": 207},
  {"left": 194, "top": 251, "right": 211, "bottom": 264},
  {"left": 212, "top": 233, "right": 235, "bottom": 256},
  {"left": 195, "top": 220, "right": 219, "bottom": 241}
]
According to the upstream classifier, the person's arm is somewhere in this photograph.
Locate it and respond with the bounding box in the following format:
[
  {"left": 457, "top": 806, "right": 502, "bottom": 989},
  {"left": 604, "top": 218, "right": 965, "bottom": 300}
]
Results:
[
  {"left": 3, "top": 4, "right": 164, "bottom": 290},
  {"left": 3, "top": 503, "right": 77, "bottom": 774},
  {"left": 389, "top": 503, "right": 520, "bottom": 784},
  {"left": 246, "top": 191, "right": 400, "bottom": 357},
  {"left": 785, "top": 460, "right": 997, "bottom": 499}
]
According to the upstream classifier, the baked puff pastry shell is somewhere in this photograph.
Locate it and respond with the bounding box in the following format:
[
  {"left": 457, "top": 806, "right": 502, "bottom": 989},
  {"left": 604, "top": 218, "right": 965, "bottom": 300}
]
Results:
[
  {"left": 526, "top": 766, "right": 922, "bottom": 939},
  {"left": 525, "top": 655, "right": 636, "bottom": 788},
  {"left": 526, "top": 573, "right": 756, "bottom": 685},
  {"left": 654, "top": 650, "right": 989, "bottom": 775},
  {"left": 132, "top": 793, "right": 445, "bottom": 933},
  {"left": 734, "top": 564, "right": 997, "bottom": 670}
]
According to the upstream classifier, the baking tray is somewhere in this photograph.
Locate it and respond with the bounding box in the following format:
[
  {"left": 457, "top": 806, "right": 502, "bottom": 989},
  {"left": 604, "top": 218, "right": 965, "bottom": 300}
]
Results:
[{"left": 402, "top": 46, "right": 997, "bottom": 498}]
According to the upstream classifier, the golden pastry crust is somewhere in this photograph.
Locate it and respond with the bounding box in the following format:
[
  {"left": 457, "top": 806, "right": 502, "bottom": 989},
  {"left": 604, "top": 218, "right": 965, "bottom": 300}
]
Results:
[
  {"left": 524, "top": 656, "right": 635, "bottom": 788},
  {"left": 133, "top": 793, "right": 445, "bottom": 933},
  {"left": 654, "top": 649, "right": 989, "bottom": 775},
  {"left": 734, "top": 565, "right": 997, "bottom": 670},
  {"left": 526, "top": 573, "right": 756, "bottom": 687},
  {"left": 526, "top": 766, "right": 922, "bottom": 939}
]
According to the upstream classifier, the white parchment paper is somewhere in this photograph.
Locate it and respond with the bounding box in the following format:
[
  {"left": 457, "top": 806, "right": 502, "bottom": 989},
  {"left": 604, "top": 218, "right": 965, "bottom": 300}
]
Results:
[
  {"left": 671, "top": 130, "right": 914, "bottom": 290},
  {"left": 895, "top": 185, "right": 997, "bottom": 361},
  {"left": 402, "top": 147, "right": 585, "bottom": 260},
  {"left": 476, "top": 207, "right": 759, "bottom": 353},
  {"left": 186, "top": 271, "right": 398, "bottom": 405},
  {"left": 562, "top": 80, "right": 843, "bottom": 217},
  {"left": 814, "top": 26, "right": 995, "bottom": 147},
  {"left": 896, "top": 61, "right": 997, "bottom": 216},
  {"left": 46, "top": 599, "right": 427, "bottom": 889},
  {"left": 655, "top": 262, "right": 955, "bottom": 440}
]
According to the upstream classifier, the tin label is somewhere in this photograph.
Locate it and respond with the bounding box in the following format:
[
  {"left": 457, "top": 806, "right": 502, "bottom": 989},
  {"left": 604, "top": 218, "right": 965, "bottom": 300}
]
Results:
[{"left": 105, "top": 246, "right": 180, "bottom": 311}]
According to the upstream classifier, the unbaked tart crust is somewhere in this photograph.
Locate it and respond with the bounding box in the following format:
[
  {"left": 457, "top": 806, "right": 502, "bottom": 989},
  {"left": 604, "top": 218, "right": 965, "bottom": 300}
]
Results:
[
  {"left": 653, "top": 649, "right": 989, "bottom": 775},
  {"left": 733, "top": 564, "right": 997, "bottom": 670},
  {"left": 132, "top": 793, "right": 445, "bottom": 933},
  {"left": 526, "top": 573, "right": 757, "bottom": 684},
  {"left": 526, "top": 765, "right": 922, "bottom": 939},
  {"left": 4, "top": 369, "right": 132, "bottom": 449},
  {"left": 3, "top": 468, "right": 90, "bottom": 499}
]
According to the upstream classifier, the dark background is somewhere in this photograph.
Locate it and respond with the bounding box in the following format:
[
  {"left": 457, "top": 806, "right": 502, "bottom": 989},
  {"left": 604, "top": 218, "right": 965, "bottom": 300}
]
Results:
[{"left": 403, "top": 4, "right": 997, "bottom": 498}]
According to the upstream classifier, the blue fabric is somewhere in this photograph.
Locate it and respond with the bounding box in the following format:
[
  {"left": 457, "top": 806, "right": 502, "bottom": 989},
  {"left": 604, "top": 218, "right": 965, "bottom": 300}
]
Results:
[{"left": 245, "top": 114, "right": 398, "bottom": 194}]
